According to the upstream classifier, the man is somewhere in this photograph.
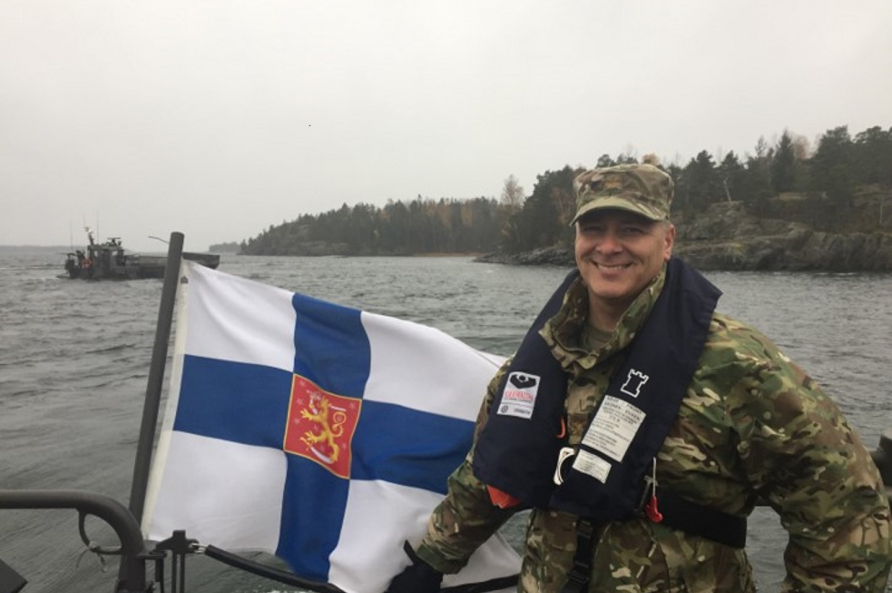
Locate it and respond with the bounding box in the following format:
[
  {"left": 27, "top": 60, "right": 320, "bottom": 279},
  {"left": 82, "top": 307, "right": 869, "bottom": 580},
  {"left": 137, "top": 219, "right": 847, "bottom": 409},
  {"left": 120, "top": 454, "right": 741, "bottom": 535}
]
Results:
[{"left": 386, "top": 164, "right": 892, "bottom": 592}]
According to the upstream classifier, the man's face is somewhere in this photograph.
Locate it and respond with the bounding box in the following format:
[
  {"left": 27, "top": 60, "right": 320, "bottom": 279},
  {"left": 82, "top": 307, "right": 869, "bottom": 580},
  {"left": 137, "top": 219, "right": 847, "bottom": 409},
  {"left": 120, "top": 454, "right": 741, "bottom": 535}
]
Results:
[{"left": 574, "top": 208, "right": 675, "bottom": 317}]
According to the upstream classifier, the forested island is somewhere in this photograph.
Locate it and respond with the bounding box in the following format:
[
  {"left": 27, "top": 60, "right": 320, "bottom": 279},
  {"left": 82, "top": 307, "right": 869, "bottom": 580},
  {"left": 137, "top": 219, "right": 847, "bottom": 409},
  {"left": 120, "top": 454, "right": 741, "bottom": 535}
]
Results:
[{"left": 235, "top": 125, "right": 892, "bottom": 271}]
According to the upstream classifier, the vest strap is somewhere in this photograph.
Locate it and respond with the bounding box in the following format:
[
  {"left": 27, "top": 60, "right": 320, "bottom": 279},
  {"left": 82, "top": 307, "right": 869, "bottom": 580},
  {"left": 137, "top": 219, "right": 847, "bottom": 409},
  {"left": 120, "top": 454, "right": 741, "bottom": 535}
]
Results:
[
  {"left": 559, "top": 492, "right": 747, "bottom": 593},
  {"left": 656, "top": 490, "right": 747, "bottom": 549},
  {"left": 559, "top": 518, "right": 600, "bottom": 593}
]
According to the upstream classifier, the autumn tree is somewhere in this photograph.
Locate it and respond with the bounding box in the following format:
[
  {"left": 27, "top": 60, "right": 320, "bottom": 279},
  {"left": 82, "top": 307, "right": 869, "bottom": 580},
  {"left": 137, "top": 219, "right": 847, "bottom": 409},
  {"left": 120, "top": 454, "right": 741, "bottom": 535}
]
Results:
[
  {"left": 498, "top": 175, "right": 526, "bottom": 252},
  {"left": 500, "top": 175, "right": 525, "bottom": 212}
]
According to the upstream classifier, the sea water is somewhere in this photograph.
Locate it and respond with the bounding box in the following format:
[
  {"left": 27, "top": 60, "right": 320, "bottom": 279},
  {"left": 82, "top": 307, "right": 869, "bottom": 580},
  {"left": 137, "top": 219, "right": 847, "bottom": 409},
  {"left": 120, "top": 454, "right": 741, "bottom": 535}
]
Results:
[{"left": 1, "top": 251, "right": 891, "bottom": 593}]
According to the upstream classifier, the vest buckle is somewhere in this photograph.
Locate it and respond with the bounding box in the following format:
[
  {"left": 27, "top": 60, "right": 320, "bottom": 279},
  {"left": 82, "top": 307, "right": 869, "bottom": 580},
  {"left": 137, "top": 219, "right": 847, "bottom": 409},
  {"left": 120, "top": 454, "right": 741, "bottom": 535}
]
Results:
[{"left": 553, "top": 446, "right": 576, "bottom": 485}]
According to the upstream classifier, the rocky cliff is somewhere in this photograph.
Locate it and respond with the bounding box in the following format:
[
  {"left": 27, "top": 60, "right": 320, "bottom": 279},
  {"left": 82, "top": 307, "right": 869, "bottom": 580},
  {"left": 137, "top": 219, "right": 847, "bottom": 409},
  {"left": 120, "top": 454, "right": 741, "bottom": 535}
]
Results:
[
  {"left": 675, "top": 202, "right": 892, "bottom": 271},
  {"left": 476, "top": 201, "right": 892, "bottom": 272}
]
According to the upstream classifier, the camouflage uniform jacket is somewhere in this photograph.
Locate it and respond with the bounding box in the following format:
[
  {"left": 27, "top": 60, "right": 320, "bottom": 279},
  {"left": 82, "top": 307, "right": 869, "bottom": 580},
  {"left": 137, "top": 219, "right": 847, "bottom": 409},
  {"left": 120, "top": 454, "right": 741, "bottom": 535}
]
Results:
[{"left": 415, "top": 266, "right": 892, "bottom": 592}]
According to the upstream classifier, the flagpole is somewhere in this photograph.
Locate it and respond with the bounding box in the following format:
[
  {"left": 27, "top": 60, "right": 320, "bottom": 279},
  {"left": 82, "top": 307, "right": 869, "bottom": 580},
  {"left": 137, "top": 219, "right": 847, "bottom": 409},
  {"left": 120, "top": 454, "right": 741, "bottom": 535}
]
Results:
[{"left": 127, "top": 231, "right": 184, "bottom": 523}]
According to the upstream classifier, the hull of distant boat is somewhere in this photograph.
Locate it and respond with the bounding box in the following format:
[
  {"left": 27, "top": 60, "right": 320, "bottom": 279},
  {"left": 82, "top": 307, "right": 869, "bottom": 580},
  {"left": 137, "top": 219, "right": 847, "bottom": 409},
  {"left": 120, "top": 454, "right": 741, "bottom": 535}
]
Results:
[{"left": 63, "top": 252, "right": 220, "bottom": 280}]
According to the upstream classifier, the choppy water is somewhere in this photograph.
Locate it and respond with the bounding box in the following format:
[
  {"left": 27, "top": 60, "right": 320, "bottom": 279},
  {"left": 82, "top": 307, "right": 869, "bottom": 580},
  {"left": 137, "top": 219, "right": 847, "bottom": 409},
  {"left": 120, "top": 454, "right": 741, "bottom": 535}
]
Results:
[{"left": 1, "top": 252, "right": 891, "bottom": 592}]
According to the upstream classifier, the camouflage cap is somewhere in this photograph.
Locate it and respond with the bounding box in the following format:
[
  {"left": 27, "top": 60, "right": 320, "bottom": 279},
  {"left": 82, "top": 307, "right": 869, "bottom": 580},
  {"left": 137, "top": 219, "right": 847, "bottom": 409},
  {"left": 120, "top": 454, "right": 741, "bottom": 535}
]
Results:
[{"left": 570, "top": 163, "right": 673, "bottom": 225}]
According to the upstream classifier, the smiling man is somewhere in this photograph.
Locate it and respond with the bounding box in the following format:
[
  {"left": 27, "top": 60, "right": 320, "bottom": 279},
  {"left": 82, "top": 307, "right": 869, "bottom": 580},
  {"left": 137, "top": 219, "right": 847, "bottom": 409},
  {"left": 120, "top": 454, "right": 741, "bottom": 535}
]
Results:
[
  {"left": 571, "top": 166, "right": 676, "bottom": 332},
  {"left": 386, "top": 164, "right": 892, "bottom": 593}
]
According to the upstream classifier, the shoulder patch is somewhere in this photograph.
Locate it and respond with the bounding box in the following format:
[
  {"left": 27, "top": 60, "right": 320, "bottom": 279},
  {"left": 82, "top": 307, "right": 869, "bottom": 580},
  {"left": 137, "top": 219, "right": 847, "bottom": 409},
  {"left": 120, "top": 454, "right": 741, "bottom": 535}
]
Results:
[{"left": 496, "top": 372, "right": 540, "bottom": 419}]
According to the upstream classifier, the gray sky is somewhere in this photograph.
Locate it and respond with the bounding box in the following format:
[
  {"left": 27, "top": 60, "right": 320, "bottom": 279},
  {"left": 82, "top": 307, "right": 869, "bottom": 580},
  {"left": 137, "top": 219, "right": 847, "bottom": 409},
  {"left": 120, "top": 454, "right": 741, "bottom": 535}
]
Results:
[{"left": 2, "top": 1, "right": 890, "bottom": 252}]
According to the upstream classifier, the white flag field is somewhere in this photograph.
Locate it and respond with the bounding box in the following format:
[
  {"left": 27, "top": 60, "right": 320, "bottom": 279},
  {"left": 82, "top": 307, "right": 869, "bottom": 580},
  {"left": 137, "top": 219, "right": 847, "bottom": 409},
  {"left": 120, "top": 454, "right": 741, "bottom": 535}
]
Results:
[{"left": 141, "top": 261, "right": 521, "bottom": 593}]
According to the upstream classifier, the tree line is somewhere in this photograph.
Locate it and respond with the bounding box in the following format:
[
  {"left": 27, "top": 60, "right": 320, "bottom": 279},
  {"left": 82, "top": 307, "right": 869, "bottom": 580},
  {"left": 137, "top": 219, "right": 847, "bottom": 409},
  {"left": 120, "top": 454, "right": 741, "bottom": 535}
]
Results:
[
  {"left": 241, "top": 197, "right": 503, "bottom": 256},
  {"left": 240, "top": 124, "right": 891, "bottom": 256}
]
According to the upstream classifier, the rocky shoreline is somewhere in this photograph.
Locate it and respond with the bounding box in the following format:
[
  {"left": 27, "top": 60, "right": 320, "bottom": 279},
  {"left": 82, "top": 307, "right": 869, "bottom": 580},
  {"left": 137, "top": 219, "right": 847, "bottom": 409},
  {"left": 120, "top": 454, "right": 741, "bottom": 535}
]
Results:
[{"left": 475, "top": 202, "right": 892, "bottom": 272}]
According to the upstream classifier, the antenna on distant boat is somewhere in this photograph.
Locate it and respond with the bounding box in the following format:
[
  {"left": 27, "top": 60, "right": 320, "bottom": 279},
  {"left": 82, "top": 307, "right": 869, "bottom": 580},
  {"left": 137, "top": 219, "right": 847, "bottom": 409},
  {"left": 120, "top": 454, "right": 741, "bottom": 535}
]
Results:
[{"left": 148, "top": 235, "right": 170, "bottom": 245}]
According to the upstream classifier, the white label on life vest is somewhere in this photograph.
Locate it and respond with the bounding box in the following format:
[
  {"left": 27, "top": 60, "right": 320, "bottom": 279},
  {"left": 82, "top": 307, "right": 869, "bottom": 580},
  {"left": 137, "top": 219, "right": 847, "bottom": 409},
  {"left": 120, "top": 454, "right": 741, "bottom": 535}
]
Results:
[
  {"left": 581, "top": 395, "right": 645, "bottom": 462},
  {"left": 571, "top": 449, "right": 612, "bottom": 483},
  {"left": 496, "top": 372, "right": 539, "bottom": 419}
]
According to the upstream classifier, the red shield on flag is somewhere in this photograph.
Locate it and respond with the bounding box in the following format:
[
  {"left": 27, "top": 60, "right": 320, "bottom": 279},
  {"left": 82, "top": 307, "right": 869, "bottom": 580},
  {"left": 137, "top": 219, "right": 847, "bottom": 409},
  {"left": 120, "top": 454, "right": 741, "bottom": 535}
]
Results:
[{"left": 284, "top": 375, "right": 361, "bottom": 479}]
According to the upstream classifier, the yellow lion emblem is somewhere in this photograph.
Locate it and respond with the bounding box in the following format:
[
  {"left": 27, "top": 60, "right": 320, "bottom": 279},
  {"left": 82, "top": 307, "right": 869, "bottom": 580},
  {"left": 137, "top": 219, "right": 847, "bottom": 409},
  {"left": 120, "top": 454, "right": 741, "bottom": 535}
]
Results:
[{"left": 300, "top": 392, "right": 347, "bottom": 464}]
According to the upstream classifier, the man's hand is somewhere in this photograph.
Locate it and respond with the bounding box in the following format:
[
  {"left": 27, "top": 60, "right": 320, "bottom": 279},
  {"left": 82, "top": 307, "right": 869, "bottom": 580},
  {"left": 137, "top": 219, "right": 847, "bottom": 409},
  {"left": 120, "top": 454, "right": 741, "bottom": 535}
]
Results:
[{"left": 385, "top": 541, "right": 443, "bottom": 593}]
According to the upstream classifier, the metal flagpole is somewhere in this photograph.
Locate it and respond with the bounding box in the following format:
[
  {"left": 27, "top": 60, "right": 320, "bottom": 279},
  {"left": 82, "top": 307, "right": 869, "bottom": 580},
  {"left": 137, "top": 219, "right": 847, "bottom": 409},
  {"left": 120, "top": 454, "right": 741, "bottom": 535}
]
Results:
[{"left": 127, "top": 231, "right": 184, "bottom": 523}]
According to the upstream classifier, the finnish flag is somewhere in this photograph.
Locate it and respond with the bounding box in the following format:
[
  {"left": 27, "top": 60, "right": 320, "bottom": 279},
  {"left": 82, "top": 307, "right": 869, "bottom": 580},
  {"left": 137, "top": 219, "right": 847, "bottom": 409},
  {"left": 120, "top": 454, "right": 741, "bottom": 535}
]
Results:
[{"left": 142, "top": 261, "right": 521, "bottom": 593}]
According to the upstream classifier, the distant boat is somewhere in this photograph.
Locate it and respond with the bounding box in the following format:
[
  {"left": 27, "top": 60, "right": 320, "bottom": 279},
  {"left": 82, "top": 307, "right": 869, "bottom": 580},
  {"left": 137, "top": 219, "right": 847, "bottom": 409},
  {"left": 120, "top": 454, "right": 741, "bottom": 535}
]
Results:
[{"left": 63, "top": 229, "right": 220, "bottom": 280}]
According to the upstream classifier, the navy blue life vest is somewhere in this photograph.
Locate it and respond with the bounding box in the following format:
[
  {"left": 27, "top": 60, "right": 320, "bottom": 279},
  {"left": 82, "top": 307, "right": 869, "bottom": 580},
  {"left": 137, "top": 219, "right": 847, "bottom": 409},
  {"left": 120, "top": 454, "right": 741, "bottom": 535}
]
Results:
[{"left": 472, "top": 257, "right": 721, "bottom": 520}]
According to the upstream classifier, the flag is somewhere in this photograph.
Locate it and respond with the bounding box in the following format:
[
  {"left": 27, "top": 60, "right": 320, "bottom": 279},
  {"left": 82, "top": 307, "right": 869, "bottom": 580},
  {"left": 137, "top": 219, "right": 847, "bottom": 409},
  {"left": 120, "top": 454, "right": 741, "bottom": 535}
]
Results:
[{"left": 142, "top": 261, "right": 522, "bottom": 593}]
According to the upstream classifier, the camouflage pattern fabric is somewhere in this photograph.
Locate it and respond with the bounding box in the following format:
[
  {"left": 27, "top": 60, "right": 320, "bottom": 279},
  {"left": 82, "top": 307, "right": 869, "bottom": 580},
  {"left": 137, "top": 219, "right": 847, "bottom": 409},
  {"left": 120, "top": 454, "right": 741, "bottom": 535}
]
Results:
[
  {"left": 570, "top": 164, "right": 673, "bottom": 224},
  {"left": 415, "top": 264, "right": 892, "bottom": 592}
]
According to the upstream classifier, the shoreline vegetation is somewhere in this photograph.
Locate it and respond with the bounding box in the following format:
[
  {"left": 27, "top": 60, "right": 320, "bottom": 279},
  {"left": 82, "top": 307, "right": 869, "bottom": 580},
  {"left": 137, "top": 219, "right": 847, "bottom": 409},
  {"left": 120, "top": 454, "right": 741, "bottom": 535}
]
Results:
[{"left": 227, "top": 124, "right": 891, "bottom": 272}]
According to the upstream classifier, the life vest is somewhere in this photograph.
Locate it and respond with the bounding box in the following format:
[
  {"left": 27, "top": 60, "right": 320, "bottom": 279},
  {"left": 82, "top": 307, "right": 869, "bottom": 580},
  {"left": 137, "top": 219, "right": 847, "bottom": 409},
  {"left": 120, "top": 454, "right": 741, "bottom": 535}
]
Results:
[{"left": 472, "top": 257, "right": 721, "bottom": 521}]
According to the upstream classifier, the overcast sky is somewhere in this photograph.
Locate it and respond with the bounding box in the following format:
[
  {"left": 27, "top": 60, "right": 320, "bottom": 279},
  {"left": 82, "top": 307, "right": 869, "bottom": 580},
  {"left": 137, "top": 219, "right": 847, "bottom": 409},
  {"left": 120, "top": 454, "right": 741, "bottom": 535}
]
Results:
[{"left": 2, "top": 1, "right": 890, "bottom": 252}]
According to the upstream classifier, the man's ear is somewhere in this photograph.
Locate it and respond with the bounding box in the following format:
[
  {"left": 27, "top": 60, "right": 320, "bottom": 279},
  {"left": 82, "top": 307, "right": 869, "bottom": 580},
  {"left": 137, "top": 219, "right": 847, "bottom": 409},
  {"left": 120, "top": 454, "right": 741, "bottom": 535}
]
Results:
[{"left": 663, "top": 223, "right": 676, "bottom": 260}]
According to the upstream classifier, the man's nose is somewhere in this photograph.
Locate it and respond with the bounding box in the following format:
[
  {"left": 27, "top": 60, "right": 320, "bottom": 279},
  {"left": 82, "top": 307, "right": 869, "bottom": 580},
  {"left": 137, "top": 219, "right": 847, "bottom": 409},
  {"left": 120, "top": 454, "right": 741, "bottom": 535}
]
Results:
[{"left": 596, "top": 229, "right": 623, "bottom": 252}]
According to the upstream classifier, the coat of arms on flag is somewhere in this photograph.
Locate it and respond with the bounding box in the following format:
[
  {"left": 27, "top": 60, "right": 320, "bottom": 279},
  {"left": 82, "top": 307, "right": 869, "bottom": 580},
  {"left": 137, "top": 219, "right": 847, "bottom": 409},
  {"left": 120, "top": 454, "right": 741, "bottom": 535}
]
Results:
[
  {"left": 286, "top": 376, "right": 361, "bottom": 479},
  {"left": 141, "top": 261, "right": 521, "bottom": 593}
]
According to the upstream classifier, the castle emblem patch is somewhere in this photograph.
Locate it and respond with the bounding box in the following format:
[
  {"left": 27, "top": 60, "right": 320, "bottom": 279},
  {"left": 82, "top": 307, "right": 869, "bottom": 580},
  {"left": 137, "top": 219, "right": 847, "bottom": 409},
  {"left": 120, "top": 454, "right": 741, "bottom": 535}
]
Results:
[{"left": 620, "top": 369, "right": 649, "bottom": 398}]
